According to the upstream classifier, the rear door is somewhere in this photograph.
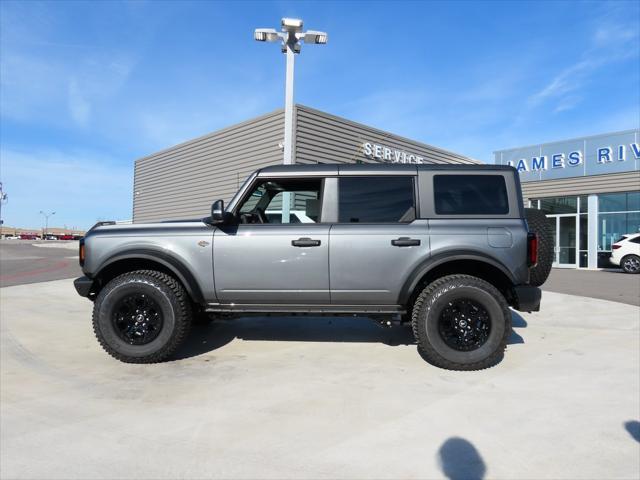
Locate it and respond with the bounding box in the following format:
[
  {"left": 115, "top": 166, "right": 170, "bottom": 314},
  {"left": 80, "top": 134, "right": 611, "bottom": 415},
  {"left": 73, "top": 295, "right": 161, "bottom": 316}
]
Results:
[{"left": 329, "top": 174, "right": 430, "bottom": 305}]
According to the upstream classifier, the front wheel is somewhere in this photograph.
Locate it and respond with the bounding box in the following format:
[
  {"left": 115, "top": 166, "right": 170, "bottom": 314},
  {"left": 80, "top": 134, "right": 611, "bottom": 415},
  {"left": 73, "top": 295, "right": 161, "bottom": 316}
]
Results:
[
  {"left": 92, "top": 270, "right": 192, "bottom": 363},
  {"left": 621, "top": 255, "right": 640, "bottom": 274},
  {"left": 411, "top": 275, "right": 512, "bottom": 370}
]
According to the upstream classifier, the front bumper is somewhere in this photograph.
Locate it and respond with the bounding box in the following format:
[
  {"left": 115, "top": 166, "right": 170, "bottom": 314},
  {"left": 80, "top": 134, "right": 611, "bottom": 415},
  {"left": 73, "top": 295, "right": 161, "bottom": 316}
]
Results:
[
  {"left": 512, "top": 285, "right": 541, "bottom": 312},
  {"left": 74, "top": 276, "right": 94, "bottom": 298}
]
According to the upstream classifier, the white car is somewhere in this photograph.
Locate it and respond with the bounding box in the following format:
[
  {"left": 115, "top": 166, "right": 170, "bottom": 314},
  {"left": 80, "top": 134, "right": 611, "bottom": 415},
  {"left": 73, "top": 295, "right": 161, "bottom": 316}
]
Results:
[{"left": 610, "top": 233, "right": 640, "bottom": 274}]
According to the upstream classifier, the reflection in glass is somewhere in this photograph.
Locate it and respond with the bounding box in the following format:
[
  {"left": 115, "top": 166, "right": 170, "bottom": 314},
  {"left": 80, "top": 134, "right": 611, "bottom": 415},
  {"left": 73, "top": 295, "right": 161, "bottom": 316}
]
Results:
[{"left": 540, "top": 196, "right": 577, "bottom": 214}]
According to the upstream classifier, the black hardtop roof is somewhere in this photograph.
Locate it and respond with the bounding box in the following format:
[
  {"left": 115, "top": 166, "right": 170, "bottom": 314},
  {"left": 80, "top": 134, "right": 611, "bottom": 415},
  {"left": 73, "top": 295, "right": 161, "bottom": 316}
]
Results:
[{"left": 257, "top": 163, "right": 515, "bottom": 176}]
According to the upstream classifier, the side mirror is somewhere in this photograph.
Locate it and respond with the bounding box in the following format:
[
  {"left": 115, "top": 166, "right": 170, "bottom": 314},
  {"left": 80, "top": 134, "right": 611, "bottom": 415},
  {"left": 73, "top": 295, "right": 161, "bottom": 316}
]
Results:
[{"left": 208, "top": 199, "right": 226, "bottom": 224}]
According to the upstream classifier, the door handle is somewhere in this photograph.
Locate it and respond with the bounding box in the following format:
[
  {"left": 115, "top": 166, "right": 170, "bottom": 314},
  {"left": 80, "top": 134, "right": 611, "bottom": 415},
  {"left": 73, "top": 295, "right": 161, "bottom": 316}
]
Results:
[
  {"left": 391, "top": 237, "right": 421, "bottom": 247},
  {"left": 292, "top": 237, "right": 321, "bottom": 247}
]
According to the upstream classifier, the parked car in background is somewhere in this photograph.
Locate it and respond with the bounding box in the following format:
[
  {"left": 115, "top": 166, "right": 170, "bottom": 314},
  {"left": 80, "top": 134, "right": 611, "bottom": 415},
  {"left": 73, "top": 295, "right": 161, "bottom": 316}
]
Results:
[
  {"left": 59, "top": 234, "right": 74, "bottom": 240},
  {"left": 610, "top": 233, "right": 640, "bottom": 274},
  {"left": 19, "top": 234, "right": 38, "bottom": 240},
  {"left": 4, "top": 235, "right": 20, "bottom": 240}
]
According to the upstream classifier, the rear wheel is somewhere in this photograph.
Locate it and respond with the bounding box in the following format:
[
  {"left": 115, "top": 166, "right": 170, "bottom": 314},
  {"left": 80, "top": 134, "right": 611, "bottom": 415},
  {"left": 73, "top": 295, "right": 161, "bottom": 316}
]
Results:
[
  {"left": 621, "top": 255, "right": 640, "bottom": 274},
  {"left": 411, "top": 275, "right": 511, "bottom": 370},
  {"left": 92, "top": 270, "right": 192, "bottom": 363},
  {"left": 525, "top": 208, "right": 554, "bottom": 286}
]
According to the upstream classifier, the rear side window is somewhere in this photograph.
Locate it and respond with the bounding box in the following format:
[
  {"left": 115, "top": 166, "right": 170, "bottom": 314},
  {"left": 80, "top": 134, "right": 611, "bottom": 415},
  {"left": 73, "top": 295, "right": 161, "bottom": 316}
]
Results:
[
  {"left": 434, "top": 175, "right": 509, "bottom": 215},
  {"left": 630, "top": 237, "right": 640, "bottom": 244},
  {"left": 339, "top": 176, "right": 415, "bottom": 223}
]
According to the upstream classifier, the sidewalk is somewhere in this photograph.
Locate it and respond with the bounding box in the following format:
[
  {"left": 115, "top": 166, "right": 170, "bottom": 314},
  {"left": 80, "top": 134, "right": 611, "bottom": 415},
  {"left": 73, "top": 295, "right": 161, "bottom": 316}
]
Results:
[{"left": 1, "top": 279, "right": 639, "bottom": 479}]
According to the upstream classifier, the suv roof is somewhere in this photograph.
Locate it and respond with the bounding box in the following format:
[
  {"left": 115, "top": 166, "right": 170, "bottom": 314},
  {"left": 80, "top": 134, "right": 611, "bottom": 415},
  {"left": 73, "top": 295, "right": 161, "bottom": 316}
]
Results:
[{"left": 257, "top": 163, "right": 515, "bottom": 177}]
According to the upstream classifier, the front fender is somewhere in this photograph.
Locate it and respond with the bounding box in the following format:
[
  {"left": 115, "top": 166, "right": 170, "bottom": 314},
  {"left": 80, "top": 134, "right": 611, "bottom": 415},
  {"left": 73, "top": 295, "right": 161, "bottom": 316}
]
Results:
[{"left": 91, "top": 248, "right": 207, "bottom": 304}]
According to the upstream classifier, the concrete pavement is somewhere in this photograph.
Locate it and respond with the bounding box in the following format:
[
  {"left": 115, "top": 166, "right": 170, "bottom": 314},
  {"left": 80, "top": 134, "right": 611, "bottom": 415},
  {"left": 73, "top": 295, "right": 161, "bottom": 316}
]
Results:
[{"left": 1, "top": 279, "right": 639, "bottom": 479}]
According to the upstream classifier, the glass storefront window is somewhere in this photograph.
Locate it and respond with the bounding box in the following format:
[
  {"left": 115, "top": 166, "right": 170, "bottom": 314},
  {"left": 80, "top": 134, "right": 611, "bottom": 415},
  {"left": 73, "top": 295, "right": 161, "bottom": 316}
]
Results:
[
  {"left": 599, "top": 192, "right": 640, "bottom": 212},
  {"left": 539, "top": 196, "right": 577, "bottom": 214},
  {"left": 598, "top": 211, "right": 640, "bottom": 251},
  {"left": 579, "top": 196, "right": 588, "bottom": 213}
]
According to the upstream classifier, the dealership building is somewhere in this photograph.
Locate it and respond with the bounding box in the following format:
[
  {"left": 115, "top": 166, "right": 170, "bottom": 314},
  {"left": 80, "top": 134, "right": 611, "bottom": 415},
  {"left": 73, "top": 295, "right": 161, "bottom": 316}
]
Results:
[
  {"left": 495, "top": 129, "right": 640, "bottom": 269},
  {"left": 133, "top": 104, "right": 478, "bottom": 223}
]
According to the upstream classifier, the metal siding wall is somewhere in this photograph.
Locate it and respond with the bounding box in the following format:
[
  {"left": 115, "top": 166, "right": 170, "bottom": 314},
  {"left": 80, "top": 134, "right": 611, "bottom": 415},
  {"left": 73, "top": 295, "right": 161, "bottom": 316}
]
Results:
[
  {"left": 133, "top": 110, "right": 285, "bottom": 223},
  {"left": 521, "top": 171, "right": 640, "bottom": 203},
  {"left": 294, "top": 105, "right": 479, "bottom": 165}
]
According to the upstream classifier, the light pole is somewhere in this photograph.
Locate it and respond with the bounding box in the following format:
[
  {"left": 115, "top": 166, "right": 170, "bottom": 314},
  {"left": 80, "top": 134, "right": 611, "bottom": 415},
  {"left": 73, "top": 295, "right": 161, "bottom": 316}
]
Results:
[
  {"left": 254, "top": 18, "right": 328, "bottom": 165},
  {"left": 39, "top": 210, "right": 55, "bottom": 239},
  {"left": 0, "top": 182, "right": 7, "bottom": 229}
]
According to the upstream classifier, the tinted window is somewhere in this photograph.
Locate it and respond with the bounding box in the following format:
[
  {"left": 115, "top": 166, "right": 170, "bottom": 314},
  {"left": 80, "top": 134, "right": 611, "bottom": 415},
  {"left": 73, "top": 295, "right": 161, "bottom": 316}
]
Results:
[
  {"left": 339, "top": 176, "right": 415, "bottom": 223},
  {"left": 630, "top": 237, "right": 640, "bottom": 245},
  {"left": 434, "top": 175, "right": 509, "bottom": 215}
]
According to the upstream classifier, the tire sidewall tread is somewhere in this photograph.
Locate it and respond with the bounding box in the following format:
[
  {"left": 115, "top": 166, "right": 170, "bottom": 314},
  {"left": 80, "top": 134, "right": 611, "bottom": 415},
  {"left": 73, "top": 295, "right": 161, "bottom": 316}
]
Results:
[
  {"left": 621, "top": 254, "right": 640, "bottom": 274},
  {"left": 525, "top": 208, "right": 554, "bottom": 286},
  {"left": 411, "top": 274, "right": 512, "bottom": 371},
  {"left": 92, "top": 270, "right": 192, "bottom": 363}
]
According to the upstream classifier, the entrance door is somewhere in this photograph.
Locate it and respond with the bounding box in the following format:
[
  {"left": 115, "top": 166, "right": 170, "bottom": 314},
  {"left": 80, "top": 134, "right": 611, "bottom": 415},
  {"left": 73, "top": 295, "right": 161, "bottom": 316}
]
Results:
[{"left": 551, "top": 215, "right": 578, "bottom": 268}]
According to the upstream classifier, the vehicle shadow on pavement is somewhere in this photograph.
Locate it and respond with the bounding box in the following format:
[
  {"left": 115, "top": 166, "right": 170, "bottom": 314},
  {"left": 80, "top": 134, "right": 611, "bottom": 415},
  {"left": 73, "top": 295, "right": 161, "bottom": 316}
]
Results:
[
  {"left": 173, "top": 311, "right": 527, "bottom": 361},
  {"left": 173, "top": 316, "right": 416, "bottom": 360},
  {"left": 438, "top": 437, "right": 486, "bottom": 479}
]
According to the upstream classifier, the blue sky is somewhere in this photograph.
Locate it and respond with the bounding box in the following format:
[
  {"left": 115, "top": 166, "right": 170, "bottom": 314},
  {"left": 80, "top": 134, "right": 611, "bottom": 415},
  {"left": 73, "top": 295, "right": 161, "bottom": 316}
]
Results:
[{"left": 1, "top": 0, "right": 638, "bottom": 229}]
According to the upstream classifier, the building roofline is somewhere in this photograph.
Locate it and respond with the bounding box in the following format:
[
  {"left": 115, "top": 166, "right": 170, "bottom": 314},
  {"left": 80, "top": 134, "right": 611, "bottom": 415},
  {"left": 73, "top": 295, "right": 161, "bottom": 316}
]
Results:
[
  {"left": 135, "top": 104, "right": 482, "bottom": 165},
  {"left": 296, "top": 104, "right": 482, "bottom": 164},
  {"left": 493, "top": 128, "right": 639, "bottom": 155},
  {"left": 135, "top": 108, "right": 285, "bottom": 164}
]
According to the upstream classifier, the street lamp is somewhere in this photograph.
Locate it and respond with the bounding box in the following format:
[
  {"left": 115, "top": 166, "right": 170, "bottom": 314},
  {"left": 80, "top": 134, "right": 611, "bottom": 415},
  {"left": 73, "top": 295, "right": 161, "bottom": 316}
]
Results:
[
  {"left": 254, "top": 18, "right": 328, "bottom": 165},
  {"left": 39, "top": 210, "right": 55, "bottom": 239},
  {"left": 0, "top": 182, "right": 7, "bottom": 228}
]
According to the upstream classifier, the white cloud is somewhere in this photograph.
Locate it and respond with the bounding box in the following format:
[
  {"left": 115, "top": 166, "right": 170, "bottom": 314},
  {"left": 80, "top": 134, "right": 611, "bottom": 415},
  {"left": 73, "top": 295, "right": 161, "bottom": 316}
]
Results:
[{"left": 528, "top": 12, "right": 639, "bottom": 112}]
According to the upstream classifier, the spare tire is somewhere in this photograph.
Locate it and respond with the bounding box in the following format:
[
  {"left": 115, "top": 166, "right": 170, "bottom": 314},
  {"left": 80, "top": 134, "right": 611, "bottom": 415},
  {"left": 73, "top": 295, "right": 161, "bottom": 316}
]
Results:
[{"left": 525, "top": 208, "right": 554, "bottom": 286}]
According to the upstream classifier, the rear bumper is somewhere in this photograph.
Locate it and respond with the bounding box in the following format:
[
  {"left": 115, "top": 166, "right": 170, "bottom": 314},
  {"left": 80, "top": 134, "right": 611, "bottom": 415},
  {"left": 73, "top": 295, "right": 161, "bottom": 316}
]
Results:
[
  {"left": 512, "top": 285, "right": 541, "bottom": 312},
  {"left": 74, "top": 276, "right": 94, "bottom": 298}
]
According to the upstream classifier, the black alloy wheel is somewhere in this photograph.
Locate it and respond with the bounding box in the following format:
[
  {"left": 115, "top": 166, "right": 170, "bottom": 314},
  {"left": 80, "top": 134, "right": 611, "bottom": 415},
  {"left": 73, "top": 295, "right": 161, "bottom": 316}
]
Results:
[
  {"left": 438, "top": 299, "right": 491, "bottom": 352},
  {"left": 112, "top": 293, "right": 164, "bottom": 345}
]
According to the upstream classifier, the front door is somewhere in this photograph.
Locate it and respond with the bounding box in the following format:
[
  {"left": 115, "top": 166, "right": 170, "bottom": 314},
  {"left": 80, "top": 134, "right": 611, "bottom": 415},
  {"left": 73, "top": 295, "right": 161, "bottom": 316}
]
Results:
[{"left": 213, "top": 177, "right": 330, "bottom": 304}]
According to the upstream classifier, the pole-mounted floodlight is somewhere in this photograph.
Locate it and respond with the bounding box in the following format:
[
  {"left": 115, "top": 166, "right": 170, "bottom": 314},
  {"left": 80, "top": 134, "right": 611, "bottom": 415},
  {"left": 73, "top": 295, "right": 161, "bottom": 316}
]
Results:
[
  {"left": 254, "top": 18, "right": 328, "bottom": 166},
  {"left": 39, "top": 210, "right": 56, "bottom": 238}
]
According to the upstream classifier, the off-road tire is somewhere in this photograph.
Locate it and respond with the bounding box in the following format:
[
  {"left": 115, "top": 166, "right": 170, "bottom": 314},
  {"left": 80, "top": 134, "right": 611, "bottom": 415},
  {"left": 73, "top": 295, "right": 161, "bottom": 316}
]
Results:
[
  {"left": 92, "top": 270, "right": 192, "bottom": 363},
  {"left": 621, "top": 254, "right": 640, "bottom": 274},
  {"left": 411, "top": 275, "right": 511, "bottom": 371},
  {"left": 525, "top": 207, "right": 554, "bottom": 286}
]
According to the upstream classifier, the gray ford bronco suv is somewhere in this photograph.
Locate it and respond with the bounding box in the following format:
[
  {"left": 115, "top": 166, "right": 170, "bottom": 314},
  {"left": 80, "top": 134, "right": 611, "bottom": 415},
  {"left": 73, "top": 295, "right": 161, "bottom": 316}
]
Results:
[{"left": 75, "top": 164, "right": 552, "bottom": 370}]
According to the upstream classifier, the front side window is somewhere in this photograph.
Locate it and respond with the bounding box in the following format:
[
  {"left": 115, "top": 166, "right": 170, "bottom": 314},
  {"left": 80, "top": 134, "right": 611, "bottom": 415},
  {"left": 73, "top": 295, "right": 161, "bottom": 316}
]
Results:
[
  {"left": 237, "top": 178, "right": 322, "bottom": 224},
  {"left": 434, "top": 174, "right": 509, "bottom": 215},
  {"left": 338, "top": 176, "right": 415, "bottom": 223}
]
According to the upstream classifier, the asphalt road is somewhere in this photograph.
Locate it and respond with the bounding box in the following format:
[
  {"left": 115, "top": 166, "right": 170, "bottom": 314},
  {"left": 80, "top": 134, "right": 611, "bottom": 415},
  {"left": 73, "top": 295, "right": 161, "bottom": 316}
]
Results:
[
  {"left": 0, "top": 240, "right": 82, "bottom": 287},
  {"left": 543, "top": 267, "right": 640, "bottom": 307}
]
